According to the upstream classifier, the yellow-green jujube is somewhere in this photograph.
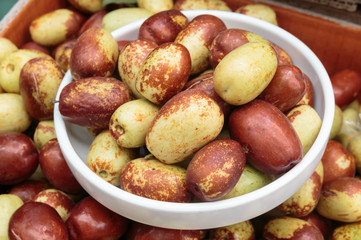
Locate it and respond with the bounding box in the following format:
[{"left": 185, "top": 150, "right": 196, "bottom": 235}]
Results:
[
  {"left": 0, "top": 93, "right": 32, "bottom": 133},
  {"left": 0, "top": 49, "right": 48, "bottom": 93},
  {"left": 68, "top": 0, "right": 104, "bottom": 13},
  {"left": 109, "top": 99, "right": 160, "bottom": 148},
  {"left": 332, "top": 221, "right": 361, "bottom": 240},
  {"left": 213, "top": 42, "right": 277, "bottom": 106},
  {"left": 235, "top": 4, "right": 278, "bottom": 25},
  {"left": 329, "top": 104, "right": 343, "bottom": 140},
  {"left": 29, "top": 9, "right": 84, "bottom": 46},
  {"left": 33, "top": 120, "right": 56, "bottom": 151},
  {"left": 0, "top": 194, "right": 23, "bottom": 240},
  {"left": 146, "top": 90, "right": 224, "bottom": 164},
  {"left": 102, "top": 8, "right": 153, "bottom": 33},
  {"left": 137, "top": 0, "right": 173, "bottom": 13},
  {"left": 0, "top": 37, "right": 18, "bottom": 63},
  {"left": 287, "top": 104, "right": 322, "bottom": 155},
  {"left": 223, "top": 164, "right": 274, "bottom": 199},
  {"left": 86, "top": 130, "right": 137, "bottom": 186},
  {"left": 316, "top": 177, "right": 361, "bottom": 222},
  {"left": 347, "top": 133, "right": 361, "bottom": 175}
]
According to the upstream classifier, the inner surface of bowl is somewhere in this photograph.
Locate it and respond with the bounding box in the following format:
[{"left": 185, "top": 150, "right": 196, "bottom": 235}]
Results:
[{"left": 54, "top": 10, "right": 334, "bottom": 230}]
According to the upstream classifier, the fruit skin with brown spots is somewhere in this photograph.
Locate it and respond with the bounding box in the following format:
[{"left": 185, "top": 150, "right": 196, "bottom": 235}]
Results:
[
  {"left": 69, "top": 27, "right": 118, "bottom": 80},
  {"left": 263, "top": 216, "right": 324, "bottom": 240},
  {"left": 331, "top": 221, "right": 361, "bottom": 240},
  {"left": 277, "top": 161, "right": 323, "bottom": 217},
  {"left": 33, "top": 188, "right": 75, "bottom": 222},
  {"left": 33, "top": 120, "right": 56, "bottom": 151},
  {"left": 321, "top": 140, "right": 356, "bottom": 185},
  {"left": 86, "top": 130, "right": 137, "bottom": 186},
  {"left": 316, "top": 177, "right": 361, "bottom": 223},
  {"left": 59, "top": 77, "right": 132, "bottom": 129},
  {"left": 270, "top": 42, "right": 293, "bottom": 66},
  {"left": 145, "top": 90, "right": 224, "bottom": 164},
  {"left": 186, "top": 139, "right": 246, "bottom": 201},
  {"left": 19, "top": 57, "right": 64, "bottom": 120},
  {"left": 183, "top": 73, "right": 233, "bottom": 118},
  {"left": 135, "top": 42, "right": 191, "bottom": 105},
  {"left": 175, "top": 14, "right": 227, "bottom": 75},
  {"left": 21, "top": 41, "right": 50, "bottom": 55},
  {"left": 138, "top": 9, "right": 188, "bottom": 45},
  {"left": 209, "top": 28, "right": 268, "bottom": 69},
  {"left": 297, "top": 74, "right": 315, "bottom": 107},
  {"left": 52, "top": 39, "right": 77, "bottom": 72},
  {"left": 120, "top": 158, "right": 191, "bottom": 203},
  {"left": 118, "top": 39, "right": 158, "bottom": 99},
  {"left": 209, "top": 220, "right": 255, "bottom": 240}
]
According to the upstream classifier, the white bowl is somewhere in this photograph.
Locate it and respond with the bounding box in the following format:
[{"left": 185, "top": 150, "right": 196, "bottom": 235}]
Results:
[{"left": 54, "top": 10, "right": 334, "bottom": 230}]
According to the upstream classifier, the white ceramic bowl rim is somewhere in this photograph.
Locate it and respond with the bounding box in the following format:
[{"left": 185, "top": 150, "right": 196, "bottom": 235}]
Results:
[{"left": 54, "top": 10, "right": 334, "bottom": 230}]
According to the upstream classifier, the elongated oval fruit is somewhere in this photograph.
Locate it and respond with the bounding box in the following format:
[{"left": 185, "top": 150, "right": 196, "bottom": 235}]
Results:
[
  {"left": 287, "top": 104, "right": 322, "bottom": 156},
  {"left": 258, "top": 64, "right": 306, "bottom": 112},
  {"left": 102, "top": 8, "right": 152, "bottom": 33},
  {"left": 59, "top": 77, "right": 131, "bottom": 129},
  {"left": 229, "top": 99, "right": 303, "bottom": 175},
  {"left": 186, "top": 139, "right": 246, "bottom": 201},
  {"left": 29, "top": 8, "right": 85, "bottom": 47},
  {"left": 86, "top": 130, "right": 137, "bottom": 186},
  {"left": 136, "top": 42, "right": 191, "bottom": 105},
  {"left": 263, "top": 216, "right": 324, "bottom": 240},
  {"left": 209, "top": 28, "right": 269, "bottom": 68},
  {"left": 70, "top": 27, "right": 118, "bottom": 80},
  {"left": 146, "top": 90, "right": 224, "bottom": 164},
  {"left": 0, "top": 194, "right": 23, "bottom": 239},
  {"left": 8, "top": 202, "right": 69, "bottom": 240},
  {"left": 0, "top": 93, "right": 31, "bottom": 134},
  {"left": 316, "top": 177, "right": 361, "bottom": 222},
  {"left": 213, "top": 42, "right": 277, "bottom": 106},
  {"left": 120, "top": 158, "right": 191, "bottom": 203},
  {"left": 0, "top": 49, "right": 48, "bottom": 93},
  {"left": 138, "top": 9, "right": 188, "bottom": 45},
  {"left": 174, "top": 14, "right": 227, "bottom": 75},
  {"left": 19, "top": 57, "right": 64, "bottom": 120},
  {"left": 109, "top": 99, "right": 160, "bottom": 148},
  {"left": 118, "top": 39, "right": 158, "bottom": 99}
]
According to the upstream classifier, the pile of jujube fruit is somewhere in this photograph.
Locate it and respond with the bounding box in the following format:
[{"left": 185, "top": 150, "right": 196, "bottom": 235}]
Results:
[{"left": 1, "top": 0, "right": 361, "bottom": 239}]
